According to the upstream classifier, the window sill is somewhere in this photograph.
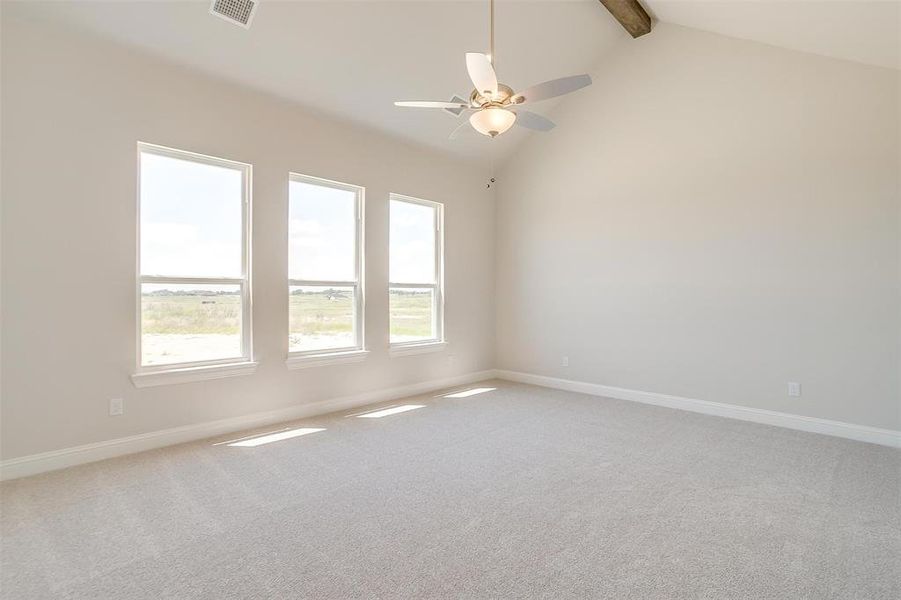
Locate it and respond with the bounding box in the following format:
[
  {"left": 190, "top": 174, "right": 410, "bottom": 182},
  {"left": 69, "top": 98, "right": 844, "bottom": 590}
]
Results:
[
  {"left": 286, "top": 349, "right": 369, "bottom": 370},
  {"left": 389, "top": 341, "right": 448, "bottom": 357},
  {"left": 131, "top": 361, "right": 258, "bottom": 388}
]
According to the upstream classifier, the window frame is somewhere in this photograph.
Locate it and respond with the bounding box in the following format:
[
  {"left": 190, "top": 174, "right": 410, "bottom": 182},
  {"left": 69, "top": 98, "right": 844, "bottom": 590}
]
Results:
[
  {"left": 287, "top": 172, "right": 365, "bottom": 360},
  {"left": 135, "top": 142, "right": 253, "bottom": 375},
  {"left": 388, "top": 193, "right": 445, "bottom": 349}
]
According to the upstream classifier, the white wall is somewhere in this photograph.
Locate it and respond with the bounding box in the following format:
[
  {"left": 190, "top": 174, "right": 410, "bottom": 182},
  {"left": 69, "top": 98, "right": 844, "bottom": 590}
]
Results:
[
  {"left": 496, "top": 24, "right": 900, "bottom": 431},
  {"left": 3, "top": 15, "right": 898, "bottom": 465},
  {"left": 0, "top": 16, "right": 495, "bottom": 460}
]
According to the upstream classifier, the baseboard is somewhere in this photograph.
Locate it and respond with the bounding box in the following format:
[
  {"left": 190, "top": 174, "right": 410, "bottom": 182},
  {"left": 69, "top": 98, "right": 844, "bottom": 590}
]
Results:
[
  {"left": 0, "top": 370, "right": 497, "bottom": 481},
  {"left": 5, "top": 368, "right": 896, "bottom": 481},
  {"left": 495, "top": 370, "right": 901, "bottom": 448}
]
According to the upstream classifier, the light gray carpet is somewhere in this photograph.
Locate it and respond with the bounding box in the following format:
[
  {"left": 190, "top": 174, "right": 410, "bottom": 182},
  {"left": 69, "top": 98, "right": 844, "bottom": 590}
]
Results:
[{"left": 1, "top": 380, "right": 899, "bottom": 599}]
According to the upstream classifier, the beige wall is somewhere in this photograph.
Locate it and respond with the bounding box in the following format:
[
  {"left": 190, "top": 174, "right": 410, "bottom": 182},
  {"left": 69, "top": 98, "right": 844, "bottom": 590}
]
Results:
[
  {"left": 496, "top": 24, "right": 900, "bottom": 430},
  {"left": 3, "top": 16, "right": 899, "bottom": 463},
  {"left": 0, "top": 16, "right": 495, "bottom": 459}
]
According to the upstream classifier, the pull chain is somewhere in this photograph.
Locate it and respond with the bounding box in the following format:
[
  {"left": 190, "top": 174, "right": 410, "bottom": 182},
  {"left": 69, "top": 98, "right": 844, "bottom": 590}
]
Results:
[{"left": 487, "top": 141, "right": 497, "bottom": 189}]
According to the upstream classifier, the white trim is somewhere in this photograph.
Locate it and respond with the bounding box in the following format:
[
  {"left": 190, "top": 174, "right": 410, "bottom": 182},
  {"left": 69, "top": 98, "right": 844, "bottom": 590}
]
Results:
[
  {"left": 136, "top": 142, "right": 254, "bottom": 372},
  {"left": 289, "top": 279, "right": 357, "bottom": 288},
  {"left": 389, "top": 282, "right": 439, "bottom": 290},
  {"left": 286, "top": 349, "right": 370, "bottom": 369},
  {"left": 131, "top": 361, "right": 258, "bottom": 388},
  {"left": 288, "top": 172, "right": 365, "bottom": 356},
  {"left": 0, "top": 370, "right": 496, "bottom": 481},
  {"left": 495, "top": 370, "right": 901, "bottom": 448},
  {"left": 389, "top": 341, "right": 448, "bottom": 357},
  {"left": 389, "top": 193, "right": 444, "bottom": 345},
  {"left": 140, "top": 276, "right": 245, "bottom": 285},
  {"left": 11, "top": 368, "right": 895, "bottom": 481}
]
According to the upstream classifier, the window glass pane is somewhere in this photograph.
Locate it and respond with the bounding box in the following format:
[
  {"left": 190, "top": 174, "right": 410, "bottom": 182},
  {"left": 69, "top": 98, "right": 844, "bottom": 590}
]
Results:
[
  {"left": 390, "top": 200, "right": 435, "bottom": 284},
  {"left": 289, "top": 180, "right": 357, "bottom": 281},
  {"left": 389, "top": 287, "right": 435, "bottom": 343},
  {"left": 141, "top": 283, "right": 242, "bottom": 366},
  {"left": 140, "top": 152, "right": 243, "bottom": 278},
  {"left": 290, "top": 286, "right": 356, "bottom": 352}
]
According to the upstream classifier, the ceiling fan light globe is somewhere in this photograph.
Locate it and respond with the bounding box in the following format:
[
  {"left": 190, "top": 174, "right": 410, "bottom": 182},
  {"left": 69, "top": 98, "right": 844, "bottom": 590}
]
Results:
[{"left": 470, "top": 107, "right": 516, "bottom": 137}]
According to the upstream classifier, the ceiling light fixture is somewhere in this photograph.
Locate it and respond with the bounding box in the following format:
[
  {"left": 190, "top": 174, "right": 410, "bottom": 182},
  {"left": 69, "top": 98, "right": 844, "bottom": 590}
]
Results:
[
  {"left": 394, "top": 0, "right": 593, "bottom": 140},
  {"left": 469, "top": 107, "right": 516, "bottom": 138}
]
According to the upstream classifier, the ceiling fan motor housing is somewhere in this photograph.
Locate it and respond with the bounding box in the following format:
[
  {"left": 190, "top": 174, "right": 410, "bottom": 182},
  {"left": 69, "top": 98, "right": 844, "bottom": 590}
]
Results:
[{"left": 471, "top": 83, "right": 515, "bottom": 108}]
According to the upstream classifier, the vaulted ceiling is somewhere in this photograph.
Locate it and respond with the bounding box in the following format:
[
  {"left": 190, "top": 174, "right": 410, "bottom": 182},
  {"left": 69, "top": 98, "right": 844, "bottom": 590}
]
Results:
[
  {"left": 650, "top": 0, "right": 899, "bottom": 71},
  {"left": 5, "top": 1, "right": 898, "bottom": 163}
]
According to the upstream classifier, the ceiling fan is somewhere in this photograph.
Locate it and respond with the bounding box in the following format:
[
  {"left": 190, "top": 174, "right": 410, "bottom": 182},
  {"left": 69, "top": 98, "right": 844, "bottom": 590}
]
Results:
[{"left": 394, "top": 0, "right": 592, "bottom": 139}]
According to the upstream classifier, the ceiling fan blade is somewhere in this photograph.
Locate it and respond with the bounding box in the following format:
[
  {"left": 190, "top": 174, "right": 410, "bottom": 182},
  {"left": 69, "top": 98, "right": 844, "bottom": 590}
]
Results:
[
  {"left": 513, "top": 110, "right": 556, "bottom": 132},
  {"left": 395, "top": 101, "right": 470, "bottom": 109},
  {"left": 449, "top": 121, "right": 475, "bottom": 140},
  {"left": 465, "top": 52, "right": 498, "bottom": 96},
  {"left": 514, "top": 74, "right": 592, "bottom": 104}
]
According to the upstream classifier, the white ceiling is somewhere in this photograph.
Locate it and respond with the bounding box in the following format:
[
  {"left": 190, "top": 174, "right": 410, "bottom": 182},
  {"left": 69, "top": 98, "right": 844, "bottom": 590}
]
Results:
[
  {"left": 5, "top": 0, "right": 628, "bottom": 162},
  {"left": 647, "top": 0, "right": 900, "bottom": 71},
  {"left": 5, "top": 1, "right": 899, "bottom": 163}
]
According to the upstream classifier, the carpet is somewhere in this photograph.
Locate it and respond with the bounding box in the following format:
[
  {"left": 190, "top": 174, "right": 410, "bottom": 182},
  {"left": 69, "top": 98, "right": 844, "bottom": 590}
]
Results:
[{"left": 1, "top": 380, "right": 898, "bottom": 598}]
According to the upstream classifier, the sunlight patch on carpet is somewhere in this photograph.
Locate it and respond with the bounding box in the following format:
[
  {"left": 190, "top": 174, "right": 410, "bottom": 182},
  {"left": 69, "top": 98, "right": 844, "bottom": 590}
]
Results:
[
  {"left": 442, "top": 387, "right": 496, "bottom": 398},
  {"left": 355, "top": 405, "right": 424, "bottom": 418},
  {"left": 219, "top": 427, "right": 326, "bottom": 447}
]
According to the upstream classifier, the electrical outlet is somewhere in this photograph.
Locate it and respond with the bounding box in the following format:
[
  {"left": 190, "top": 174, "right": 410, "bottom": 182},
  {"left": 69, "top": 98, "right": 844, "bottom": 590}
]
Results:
[
  {"left": 109, "top": 398, "right": 124, "bottom": 416},
  {"left": 787, "top": 382, "right": 801, "bottom": 397},
  {"left": 561, "top": 356, "right": 569, "bottom": 367}
]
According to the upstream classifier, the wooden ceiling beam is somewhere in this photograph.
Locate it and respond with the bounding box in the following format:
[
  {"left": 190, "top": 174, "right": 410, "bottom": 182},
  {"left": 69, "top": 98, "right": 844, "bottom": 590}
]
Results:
[{"left": 598, "top": 0, "right": 652, "bottom": 39}]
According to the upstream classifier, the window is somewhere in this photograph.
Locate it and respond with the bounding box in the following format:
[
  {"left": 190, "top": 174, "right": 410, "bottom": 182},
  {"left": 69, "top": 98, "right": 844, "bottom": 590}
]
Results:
[
  {"left": 288, "top": 174, "right": 364, "bottom": 356},
  {"left": 137, "top": 143, "right": 251, "bottom": 371},
  {"left": 389, "top": 194, "right": 443, "bottom": 347}
]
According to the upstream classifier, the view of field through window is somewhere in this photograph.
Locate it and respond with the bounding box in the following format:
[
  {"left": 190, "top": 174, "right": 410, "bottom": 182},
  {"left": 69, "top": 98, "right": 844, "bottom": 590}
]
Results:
[
  {"left": 286, "top": 287, "right": 434, "bottom": 350},
  {"left": 141, "top": 284, "right": 242, "bottom": 366},
  {"left": 140, "top": 155, "right": 441, "bottom": 365},
  {"left": 389, "top": 288, "right": 435, "bottom": 342},
  {"left": 288, "top": 177, "right": 361, "bottom": 353},
  {"left": 289, "top": 286, "right": 355, "bottom": 351},
  {"left": 389, "top": 197, "right": 440, "bottom": 343},
  {"left": 139, "top": 147, "right": 247, "bottom": 367}
]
